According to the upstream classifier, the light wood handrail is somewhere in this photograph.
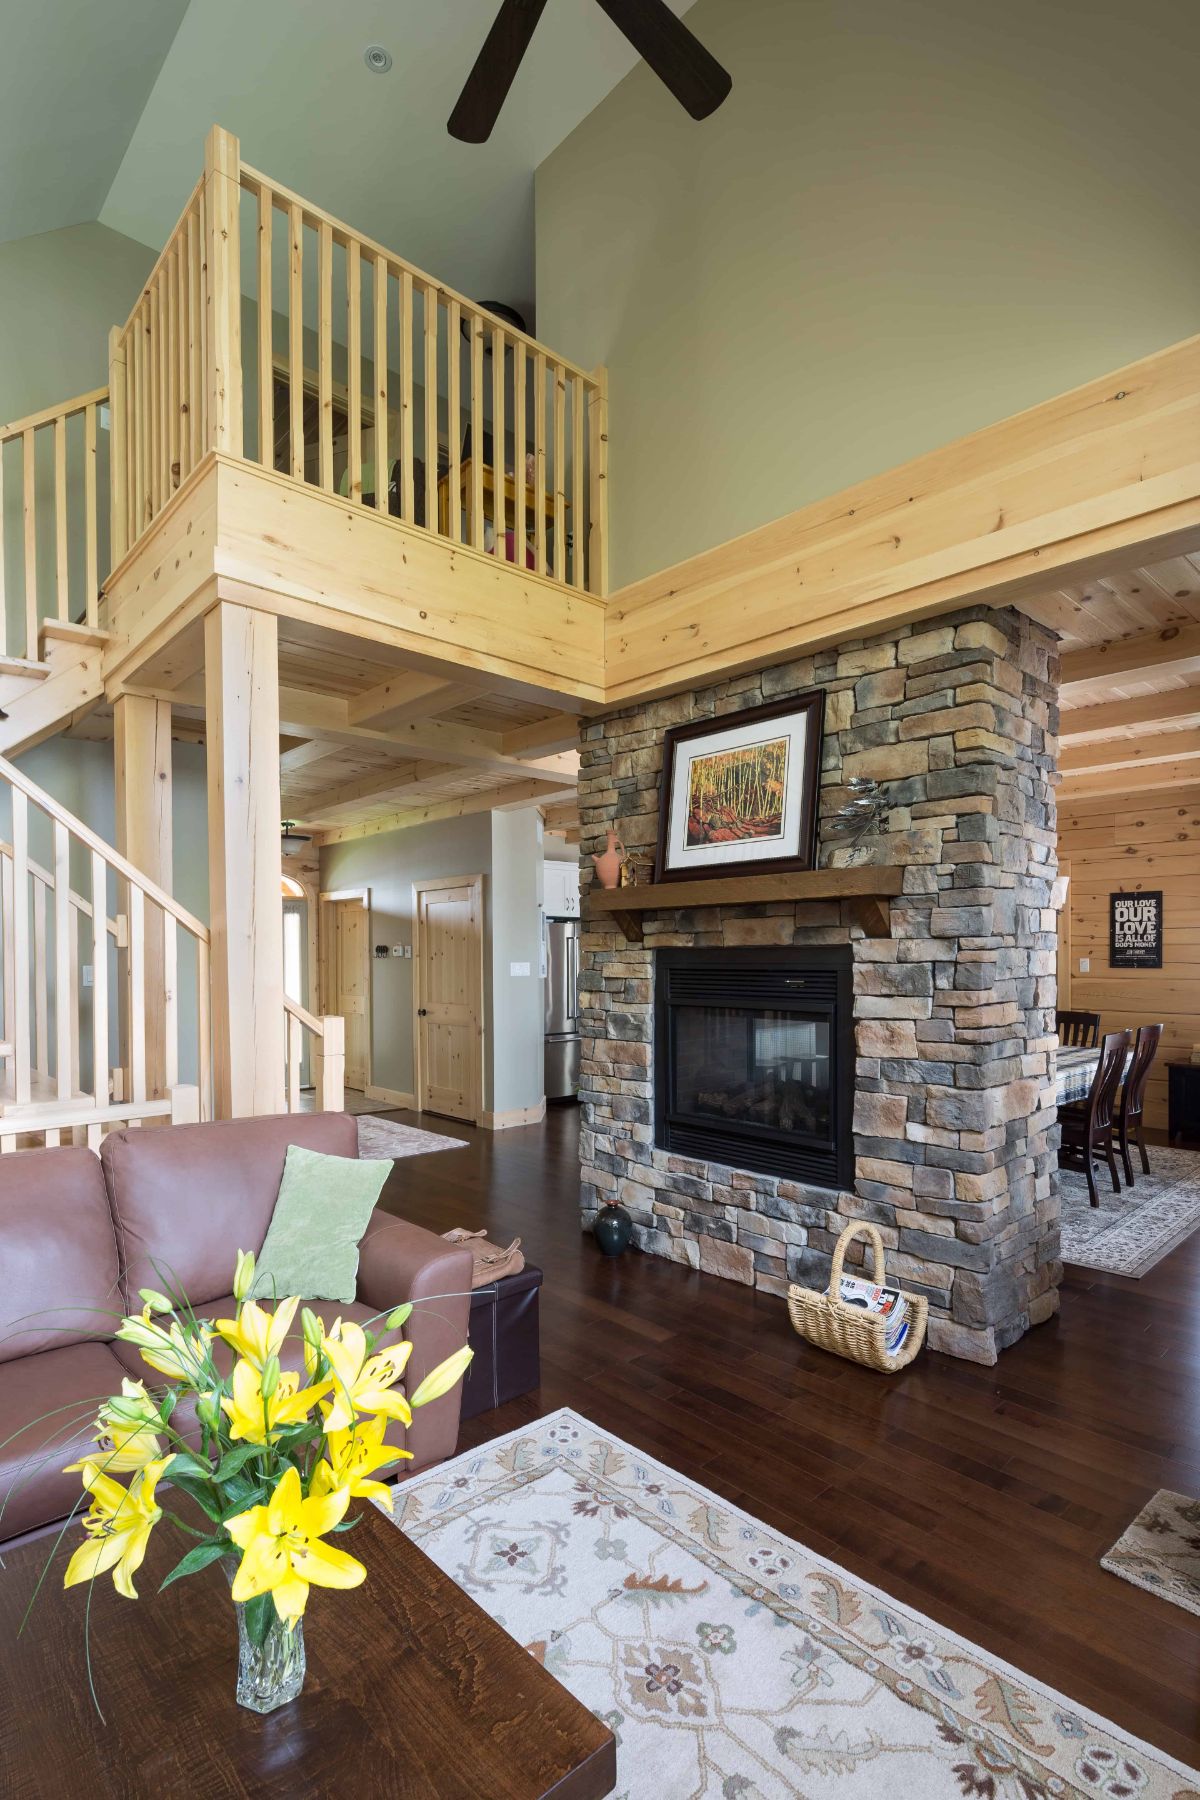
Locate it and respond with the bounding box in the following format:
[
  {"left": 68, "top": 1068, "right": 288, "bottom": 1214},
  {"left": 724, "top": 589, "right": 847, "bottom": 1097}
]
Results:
[
  {"left": 0, "top": 387, "right": 108, "bottom": 655},
  {"left": 283, "top": 995, "right": 344, "bottom": 1113},
  {"left": 0, "top": 386, "right": 109, "bottom": 444}
]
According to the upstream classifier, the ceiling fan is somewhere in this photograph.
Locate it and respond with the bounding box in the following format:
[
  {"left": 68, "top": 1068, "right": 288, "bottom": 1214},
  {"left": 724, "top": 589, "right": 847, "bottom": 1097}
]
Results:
[{"left": 448, "top": 0, "right": 732, "bottom": 143}]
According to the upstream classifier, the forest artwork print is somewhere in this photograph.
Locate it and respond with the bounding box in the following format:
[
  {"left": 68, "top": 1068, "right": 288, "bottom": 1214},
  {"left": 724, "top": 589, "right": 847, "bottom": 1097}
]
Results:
[
  {"left": 656, "top": 692, "right": 824, "bottom": 880},
  {"left": 685, "top": 737, "right": 789, "bottom": 846}
]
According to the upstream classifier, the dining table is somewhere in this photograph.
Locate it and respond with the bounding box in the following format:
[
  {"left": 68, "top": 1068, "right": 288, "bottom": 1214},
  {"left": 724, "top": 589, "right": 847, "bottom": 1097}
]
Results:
[{"left": 1055, "top": 1042, "right": 1133, "bottom": 1106}]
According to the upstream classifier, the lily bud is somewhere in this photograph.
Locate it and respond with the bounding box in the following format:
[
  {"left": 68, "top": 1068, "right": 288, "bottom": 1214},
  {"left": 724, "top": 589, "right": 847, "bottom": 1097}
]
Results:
[
  {"left": 260, "top": 1354, "right": 281, "bottom": 1400},
  {"left": 196, "top": 1390, "right": 221, "bottom": 1430},
  {"left": 233, "top": 1249, "right": 256, "bottom": 1303},
  {"left": 385, "top": 1303, "right": 413, "bottom": 1330},
  {"left": 139, "top": 1288, "right": 173, "bottom": 1313},
  {"left": 301, "top": 1308, "right": 324, "bottom": 1348}
]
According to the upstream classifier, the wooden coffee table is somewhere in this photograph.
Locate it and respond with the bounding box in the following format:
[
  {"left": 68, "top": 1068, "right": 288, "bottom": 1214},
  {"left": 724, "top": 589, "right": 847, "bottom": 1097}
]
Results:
[{"left": 0, "top": 1504, "right": 616, "bottom": 1798}]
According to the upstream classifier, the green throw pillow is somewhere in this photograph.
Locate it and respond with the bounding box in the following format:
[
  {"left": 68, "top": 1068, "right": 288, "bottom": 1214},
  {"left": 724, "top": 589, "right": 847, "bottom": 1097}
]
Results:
[{"left": 251, "top": 1145, "right": 389, "bottom": 1305}]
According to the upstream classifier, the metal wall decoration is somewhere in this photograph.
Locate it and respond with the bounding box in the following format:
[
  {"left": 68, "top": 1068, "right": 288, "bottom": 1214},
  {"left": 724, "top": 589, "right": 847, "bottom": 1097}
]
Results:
[
  {"left": 1109, "top": 890, "right": 1163, "bottom": 970},
  {"left": 822, "top": 778, "right": 888, "bottom": 850}
]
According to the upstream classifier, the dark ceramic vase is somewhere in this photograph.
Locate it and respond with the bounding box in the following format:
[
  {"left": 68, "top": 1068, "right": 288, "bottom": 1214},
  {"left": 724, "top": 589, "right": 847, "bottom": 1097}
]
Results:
[{"left": 594, "top": 1203, "right": 633, "bottom": 1257}]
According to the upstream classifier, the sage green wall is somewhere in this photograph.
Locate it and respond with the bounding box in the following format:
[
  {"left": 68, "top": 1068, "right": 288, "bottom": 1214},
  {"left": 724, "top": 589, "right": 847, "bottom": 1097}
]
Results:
[
  {"left": 490, "top": 808, "right": 545, "bottom": 1118},
  {"left": 535, "top": 0, "right": 1200, "bottom": 589}
]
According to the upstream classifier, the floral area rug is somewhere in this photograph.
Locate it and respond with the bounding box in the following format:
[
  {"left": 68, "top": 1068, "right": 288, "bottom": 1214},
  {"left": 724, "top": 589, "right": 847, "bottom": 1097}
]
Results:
[
  {"left": 1102, "top": 1491, "right": 1200, "bottom": 1620},
  {"left": 388, "top": 1410, "right": 1199, "bottom": 1799},
  {"left": 1059, "top": 1146, "right": 1200, "bottom": 1277},
  {"left": 355, "top": 1116, "right": 467, "bottom": 1161}
]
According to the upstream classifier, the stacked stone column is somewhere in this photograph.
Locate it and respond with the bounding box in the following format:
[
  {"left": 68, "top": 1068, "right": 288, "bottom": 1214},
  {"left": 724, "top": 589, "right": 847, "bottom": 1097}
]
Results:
[{"left": 578, "top": 604, "right": 1061, "bottom": 1363}]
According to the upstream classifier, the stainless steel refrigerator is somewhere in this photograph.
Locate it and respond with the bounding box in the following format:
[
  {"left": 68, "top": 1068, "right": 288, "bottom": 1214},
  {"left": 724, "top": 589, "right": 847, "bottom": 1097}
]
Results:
[{"left": 544, "top": 916, "right": 581, "bottom": 1101}]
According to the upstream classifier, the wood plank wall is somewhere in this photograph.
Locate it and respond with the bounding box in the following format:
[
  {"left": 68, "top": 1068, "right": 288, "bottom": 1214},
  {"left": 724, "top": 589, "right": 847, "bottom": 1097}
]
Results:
[{"left": 1059, "top": 782, "right": 1200, "bottom": 1129}]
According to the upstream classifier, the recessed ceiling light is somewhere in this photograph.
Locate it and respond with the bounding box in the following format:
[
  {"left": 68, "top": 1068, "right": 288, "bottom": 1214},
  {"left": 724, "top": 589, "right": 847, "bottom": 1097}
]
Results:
[{"left": 364, "top": 44, "right": 392, "bottom": 74}]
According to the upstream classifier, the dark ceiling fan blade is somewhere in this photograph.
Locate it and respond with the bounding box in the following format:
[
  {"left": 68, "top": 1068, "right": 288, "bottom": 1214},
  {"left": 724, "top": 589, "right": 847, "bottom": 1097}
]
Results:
[
  {"left": 592, "top": 0, "right": 732, "bottom": 120},
  {"left": 448, "top": 0, "right": 551, "bottom": 142}
]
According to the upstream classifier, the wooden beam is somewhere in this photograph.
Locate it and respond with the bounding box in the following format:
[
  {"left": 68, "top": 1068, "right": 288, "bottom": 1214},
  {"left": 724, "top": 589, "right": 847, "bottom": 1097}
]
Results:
[
  {"left": 1060, "top": 623, "right": 1200, "bottom": 689},
  {"left": 275, "top": 685, "right": 579, "bottom": 782},
  {"left": 113, "top": 695, "right": 173, "bottom": 1102},
  {"left": 314, "top": 778, "right": 577, "bottom": 846},
  {"left": 292, "top": 761, "right": 449, "bottom": 823},
  {"left": 1060, "top": 682, "right": 1200, "bottom": 739},
  {"left": 500, "top": 711, "right": 582, "bottom": 758},
  {"left": 1058, "top": 758, "right": 1200, "bottom": 800},
  {"left": 346, "top": 672, "right": 479, "bottom": 728},
  {"left": 605, "top": 334, "right": 1200, "bottom": 703},
  {"left": 1059, "top": 727, "right": 1200, "bottom": 776},
  {"left": 204, "top": 601, "right": 285, "bottom": 1116},
  {"left": 278, "top": 737, "right": 339, "bottom": 774}
]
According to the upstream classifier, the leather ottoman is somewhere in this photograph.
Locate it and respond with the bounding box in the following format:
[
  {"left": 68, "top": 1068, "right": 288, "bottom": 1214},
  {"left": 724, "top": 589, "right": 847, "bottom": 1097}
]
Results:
[{"left": 459, "top": 1264, "right": 543, "bottom": 1420}]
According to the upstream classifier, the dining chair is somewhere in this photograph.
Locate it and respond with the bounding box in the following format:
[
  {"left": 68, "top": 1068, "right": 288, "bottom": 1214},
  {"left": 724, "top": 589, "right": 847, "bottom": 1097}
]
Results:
[
  {"left": 1116, "top": 1022, "right": 1163, "bottom": 1187},
  {"left": 1057, "top": 1029, "right": 1130, "bottom": 1207},
  {"left": 1056, "top": 1009, "right": 1102, "bottom": 1049}
]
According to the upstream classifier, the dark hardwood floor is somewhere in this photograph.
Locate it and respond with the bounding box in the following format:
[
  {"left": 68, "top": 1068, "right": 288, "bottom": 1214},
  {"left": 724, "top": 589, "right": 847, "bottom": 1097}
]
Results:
[{"left": 378, "top": 1104, "right": 1200, "bottom": 1772}]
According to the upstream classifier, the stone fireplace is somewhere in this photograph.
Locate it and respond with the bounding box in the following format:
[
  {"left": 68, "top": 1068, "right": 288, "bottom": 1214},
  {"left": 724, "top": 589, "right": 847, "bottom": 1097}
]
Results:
[{"left": 578, "top": 603, "right": 1062, "bottom": 1365}]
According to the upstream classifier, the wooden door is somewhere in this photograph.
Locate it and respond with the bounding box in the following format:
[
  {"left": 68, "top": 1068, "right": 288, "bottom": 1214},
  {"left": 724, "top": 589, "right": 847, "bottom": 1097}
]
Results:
[
  {"left": 414, "top": 875, "right": 483, "bottom": 1122},
  {"left": 325, "top": 900, "right": 369, "bottom": 1091}
]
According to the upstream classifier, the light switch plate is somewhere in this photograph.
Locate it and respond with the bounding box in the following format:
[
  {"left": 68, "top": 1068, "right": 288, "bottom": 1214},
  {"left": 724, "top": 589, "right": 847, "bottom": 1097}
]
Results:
[
  {"left": 510, "top": 961, "right": 531, "bottom": 978},
  {"left": 1079, "top": 957, "right": 1090, "bottom": 973}
]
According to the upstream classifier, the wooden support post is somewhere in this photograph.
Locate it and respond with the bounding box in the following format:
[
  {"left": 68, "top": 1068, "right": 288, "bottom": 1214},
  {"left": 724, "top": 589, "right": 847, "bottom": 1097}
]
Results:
[
  {"left": 114, "top": 694, "right": 173, "bottom": 1102},
  {"left": 313, "top": 1013, "right": 345, "bottom": 1113},
  {"left": 204, "top": 601, "right": 285, "bottom": 1117},
  {"left": 587, "top": 364, "right": 609, "bottom": 597},
  {"left": 203, "top": 125, "right": 243, "bottom": 456}
]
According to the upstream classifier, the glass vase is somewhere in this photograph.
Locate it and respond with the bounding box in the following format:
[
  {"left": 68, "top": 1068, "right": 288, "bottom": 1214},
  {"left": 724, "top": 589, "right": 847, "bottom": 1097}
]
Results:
[{"left": 232, "top": 1598, "right": 306, "bottom": 1713}]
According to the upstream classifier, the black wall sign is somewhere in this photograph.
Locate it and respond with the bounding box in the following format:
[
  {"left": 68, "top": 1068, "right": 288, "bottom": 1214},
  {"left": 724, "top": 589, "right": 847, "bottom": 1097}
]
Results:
[{"left": 1109, "top": 890, "right": 1163, "bottom": 970}]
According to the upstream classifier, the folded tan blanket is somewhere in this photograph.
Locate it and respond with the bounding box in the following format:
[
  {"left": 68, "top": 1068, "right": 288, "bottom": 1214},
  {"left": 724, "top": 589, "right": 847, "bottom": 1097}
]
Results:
[{"left": 442, "top": 1228, "right": 525, "bottom": 1287}]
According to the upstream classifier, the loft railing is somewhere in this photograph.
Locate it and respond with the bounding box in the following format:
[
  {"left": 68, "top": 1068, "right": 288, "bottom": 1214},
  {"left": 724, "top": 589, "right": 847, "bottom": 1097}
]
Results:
[
  {"left": 0, "top": 388, "right": 106, "bottom": 660},
  {"left": 106, "top": 125, "right": 609, "bottom": 596}
]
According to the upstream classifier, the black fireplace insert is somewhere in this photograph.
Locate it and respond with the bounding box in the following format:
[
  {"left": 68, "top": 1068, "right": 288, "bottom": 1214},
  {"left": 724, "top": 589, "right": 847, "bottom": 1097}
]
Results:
[{"left": 654, "top": 946, "right": 853, "bottom": 1189}]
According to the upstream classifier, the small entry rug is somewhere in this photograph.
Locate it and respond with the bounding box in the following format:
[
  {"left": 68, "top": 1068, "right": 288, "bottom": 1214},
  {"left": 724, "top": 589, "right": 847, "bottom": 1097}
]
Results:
[
  {"left": 1102, "top": 1490, "right": 1200, "bottom": 1620},
  {"left": 388, "top": 1410, "right": 1199, "bottom": 1798},
  {"left": 1059, "top": 1146, "right": 1200, "bottom": 1277},
  {"left": 356, "top": 1116, "right": 467, "bottom": 1160}
]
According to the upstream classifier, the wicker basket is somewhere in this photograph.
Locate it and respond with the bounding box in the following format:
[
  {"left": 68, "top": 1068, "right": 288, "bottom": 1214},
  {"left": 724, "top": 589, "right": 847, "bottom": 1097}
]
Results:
[{"left": 787, "top": 1222, "right": 927, "bottom": 1373}]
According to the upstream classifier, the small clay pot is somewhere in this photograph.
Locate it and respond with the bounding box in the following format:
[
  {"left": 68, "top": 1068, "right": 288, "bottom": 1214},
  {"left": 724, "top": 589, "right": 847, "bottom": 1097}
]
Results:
[
  {"left": 591, "top": 828, "right": 626, "bottom": 890},
  {"left": 593, "top": 1203, "right": 633, "bottom": 1257}
]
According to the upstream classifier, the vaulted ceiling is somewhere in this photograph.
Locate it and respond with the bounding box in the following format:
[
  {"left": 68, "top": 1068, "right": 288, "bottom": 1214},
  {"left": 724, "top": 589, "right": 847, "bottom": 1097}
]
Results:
[{"left": 7, "top": 0, "right": 695, "bottom": 314}]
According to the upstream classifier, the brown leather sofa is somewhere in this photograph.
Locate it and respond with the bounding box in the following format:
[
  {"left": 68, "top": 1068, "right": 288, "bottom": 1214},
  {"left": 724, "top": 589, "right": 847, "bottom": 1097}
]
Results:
[{"left": 0, "top": 1111, "right": 472, "bottom": 1550}]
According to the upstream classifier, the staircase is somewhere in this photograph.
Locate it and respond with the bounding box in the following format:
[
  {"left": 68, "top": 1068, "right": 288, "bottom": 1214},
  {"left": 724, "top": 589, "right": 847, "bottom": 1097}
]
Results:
[{"left": 0, "top": 755, "right": 344, "bottom": 1151}]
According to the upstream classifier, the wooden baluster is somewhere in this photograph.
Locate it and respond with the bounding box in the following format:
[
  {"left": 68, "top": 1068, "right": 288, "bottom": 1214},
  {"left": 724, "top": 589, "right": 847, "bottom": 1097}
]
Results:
[
  {"left": 54, "top": 415, "right": 68, "bottom": 620},
  {"left": 84, "top": 401, "right": 99, "bottom": 624},
  {"left": 32, "top": 875, "right": 47, "bottom": 1078},
  {"left": 11, "top": 792, "right": 30, "bottom": 1106},
  {"left": 187, "top": 204, "right": 202, "bottom": 470},
  {"left": 423, "top": 284, "right": 439, "bottom": 529},
  {"left": 533, "top": 356, "right": 547, "bottom": 577},
  {"left": 22, "top": 429, "right": 37, "bottom": 658},
  {"left": 134, "top": 304, "right": 148, "bottom": 532},
  {"left": 571, "top": 373, "right": 585, "bottom": 589},
  {"left": 163, "top": 912, "right": 178, "bottom": 1092},
  {"left": 512, "top": 340, "right": 526, "bottom": 573},
  {"left": 470, "top": 316, "right": 484, "bottom": 549},
  {"left": 150, "top": 289, "right": 162, "bottom": 517},
  {"left": 587, "top": 365, "right": 609, "bottom": 596},
  {"left": 373, "top": 254, "right": 388, "bottom": 512},
  {"left": 318, "top": 220, "right": 333, "bottom": 490},
  {"left": 347, "top": 240, "right": 362, "bottom": 502},
  {"left": 553, "top": 363, "right": 566, "bottom": 583},
  {"left": 399, "top": 269, "right": 415, "bottom": 523},
  {"left": 203, "top": 125, "right": 243, "bottom": 456},
  {"left": 175, "top": 237, "right": 189, "bottom": 485},
  {"left": 287, "top": 1011, "right": 302, "bottom": 1110},
  {"left": 128, "top": 885, "right": 146, "bottom": 1103},
  {"left": 257, "top": 186, "right": 273, "bottom": 470},
  {"left": 167, "top": 249, "right": 180, "bottom": 495},
  {"left": 68, "top": 898, "right": 81, "bottom": 1095},
  {"left": 492, "top": 323, "right": 507, "bottom": 558},
  {"left": 1, "top": 850, "right": 13, "bottom": 1067},
  {"left": 90, "top": 851, "right": 109, "bottom": 1107},
  {"left": 158, "top": 275, "right": 170, "bottom": 506},
  {"left": 196, "top": 935, "right": 212, "bottom": 1120},
  {"left": 288, "top": 201, "right": 304, "bottom": 481},
  {"left": 107, "top": 327, "right": 129, "bottom": 569},
  {"left": 53, "top": 822, "right": 71, "bottom": 1100},
  {"left": 446, "top": 299, "right": 461, "bottom": 541}
]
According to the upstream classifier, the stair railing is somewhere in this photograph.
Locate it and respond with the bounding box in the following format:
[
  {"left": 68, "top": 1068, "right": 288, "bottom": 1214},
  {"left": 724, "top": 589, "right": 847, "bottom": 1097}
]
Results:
[
  {"left": 0, "top": 388, "right": 108, "bottom": 661},
  {"left": 283, "top": 996, "right": 344, "bottom": 1114},
  {"left": 0, "top": 751, "right": 211, "bottom": 1146}
]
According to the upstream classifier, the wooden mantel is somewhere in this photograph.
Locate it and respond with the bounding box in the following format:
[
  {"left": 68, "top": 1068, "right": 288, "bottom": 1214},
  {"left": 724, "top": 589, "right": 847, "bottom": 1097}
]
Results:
[{"left": 587, "top": 866, "right": 904, "bottom": 943}]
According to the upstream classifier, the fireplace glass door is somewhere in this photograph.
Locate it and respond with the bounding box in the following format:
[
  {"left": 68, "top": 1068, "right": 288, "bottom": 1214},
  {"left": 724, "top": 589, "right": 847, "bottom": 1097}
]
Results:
[{"left": 654, "top": 948, "right": 853, "bottom": 1188}]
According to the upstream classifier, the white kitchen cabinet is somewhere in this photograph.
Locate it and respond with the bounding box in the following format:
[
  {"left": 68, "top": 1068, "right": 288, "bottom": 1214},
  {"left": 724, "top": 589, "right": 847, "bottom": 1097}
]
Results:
[{"left": 544, "top": 859, "right": 581, "bottom": 918}]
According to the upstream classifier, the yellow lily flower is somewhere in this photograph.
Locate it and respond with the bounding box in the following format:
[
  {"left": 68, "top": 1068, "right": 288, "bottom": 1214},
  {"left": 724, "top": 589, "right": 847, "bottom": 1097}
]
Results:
[
  {"left": 63, "top": 1456, "right": 171, "bottom": 1599},
  {"left": 214, "top": 1295, "right": 300, "bottom": 1371},
  {"left": 220, "top": 1357, "right": 330, "bottom": 1446},
  {"left": 312, "top": 1413, "right": 410, "bottom": 1513},
  {"left": 308, "top": 1318, "right": 413, "bottom": 1433},
  {"left": 116, "top": 1307, "right": 211, "bottom": 1382},
  {"left": 65, "top": 1418, "right": 163, "bottom": 1476},
  {"left": 226, "top": 1465, "right": 365, "bottom": 1626}
]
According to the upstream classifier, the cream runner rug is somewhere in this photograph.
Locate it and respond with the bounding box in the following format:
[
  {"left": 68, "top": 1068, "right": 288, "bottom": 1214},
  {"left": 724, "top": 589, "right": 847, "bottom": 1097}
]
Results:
[{"left": 388, "top": 1410, "right": 1198, "bottom": 1799}]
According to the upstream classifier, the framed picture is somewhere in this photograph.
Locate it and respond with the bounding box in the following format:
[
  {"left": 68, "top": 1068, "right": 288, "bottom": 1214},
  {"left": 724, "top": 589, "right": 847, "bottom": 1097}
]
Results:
[
  {"left": 1109, "top": 890, "right": 1163, "bottom": 970},
  {"left": 654, "top": 692, "right": 824, "bottom": 883}
]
